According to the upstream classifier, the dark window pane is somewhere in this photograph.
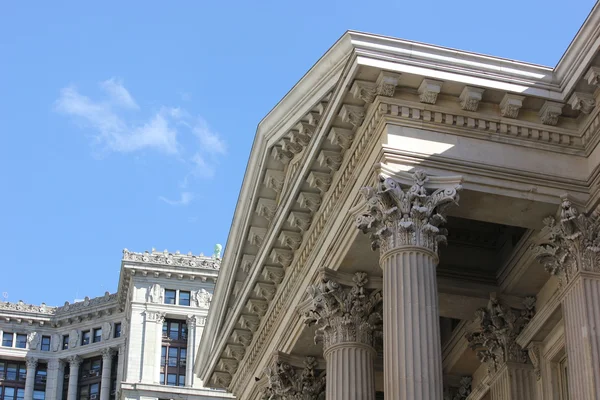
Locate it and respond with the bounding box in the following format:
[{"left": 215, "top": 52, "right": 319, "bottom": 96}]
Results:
[
  {"left": 90, "top": 383, "right": 99, "bottom": 395},
  {"left": 91, "top": 360, "right": 101, "bottom": 371},
  {"left": 169, "top": 322, "right": 179, "bottom": 340},
  {"left": 15, "top": 334, "right": 27, "bottom": 348},
  {"left": 181, "top": 323, "right": 188, "bottom": 340},
  {"left": 82, "top": 331, "right": 90, "bottom": 346},
  {"left": 41, "top": 336, "right": 51, "bottom": 351},
  {"left": 180, "top": 348, "right": 187, "bottom": 367},
  {"left": 62, "top": 335, "right": 69, "bottom": 350},
  {"left": 162, "top": 322, "right": 168, "bottom": 337},
  {"left": 179, "top": 291, "right": 190, "bottom": 306},
  {"left": 93, "top": 329, "right": 102, "bottom": 343},
  {"left": 178, "top": 374, "right": 185, "bottom": 386},
  {"left": 161, "top": 346, "right": 167, "bottom": 366},
  {"left": 114, "top": 323, "right": 121, "bottom": 338},
  {"left": 167, "top": 373, "right": 177, "bottom": 386},
  {"left": 164, "top": 290, "right": 176, "bottom": 305},
  {"left": 168, "top": 347, "right": 178, "bottom": 366},
  {"left": 2, "top": 332, "right": 13, "bottom": 347},
  {"left": 7, "top": 363, "right": 17, "bottom": 380}
]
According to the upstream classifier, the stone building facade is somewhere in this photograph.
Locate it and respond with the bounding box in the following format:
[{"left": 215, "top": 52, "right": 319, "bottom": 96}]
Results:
[
  {"left": 0, "top": 249, "right": 233, "bottom": 400},
  {"left": 196, "top": 3, "right": 600, "bottom": 400}
]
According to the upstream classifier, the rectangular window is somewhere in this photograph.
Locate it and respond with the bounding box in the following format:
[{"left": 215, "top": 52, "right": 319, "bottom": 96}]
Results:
[
  {"left": 2, "top": 332, "right": 13, "bottom": 347},
  {"left": 6, "top": 363, "right": 17, "bottom": 380},
  {"left": 41, "top": 336, "right": 51, "bottom": 351},
  {"left": 160, "top": 373, "right": 165, "bottom": 385},
  {"left": 167, "top": 373, "right": 177, "bottom": 386},
  {"left": 62, "top": 335, "right": 69, "bottom": 350},
  {"left": 91, "top": 360, "right": 101, "bottom": 372},
  {"left": 33, "top": 391, "right": 45, "bottom": 400},
  {"left": 161, "top": 346, "right": 167, "bottom": 366},
  {"left": 15, "top": 334, "right": 27, "bottom": 349},
  {"left": 164, "top": 289, "right": 176, "bottom": 305},
  {"left": 35, "top": 365, "right": 47, "bottom": 384},
  {"left": 17, "top": 388, "right": 24, "bottom": 400},
  {"left": 81, "top": 331, "right": 90, "bottom": 346},
  {"left": 168, "top": 322, "right": 179, "bottom": 340},
  {"left": 180, "top": 348, "right": 187, "bottom": 367},
  {"left": 178, "top": 374, "right": 185, "bottom": 386},
  {"left": 168, "top": 347, "right": 178, "bottom": 367},
  {"left": 179, "top": 291, "right": 190, "bottom": 306},
  {"left": 114, "top": 323, "right": 121, "bottom": 338},
  {"left": 93, "top": 328, "right": 102, "bottom": 343},
  {"left": 18, "top": 365, "right": 26, "bottom": 381}
]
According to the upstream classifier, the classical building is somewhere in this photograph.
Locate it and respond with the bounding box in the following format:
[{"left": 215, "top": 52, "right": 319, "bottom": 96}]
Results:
[
  {"left": 196, "top": 3, "right": 600, "bottom": 399},
  {"left": 0, "top": 248, "right": 233, "bottom": 400}
]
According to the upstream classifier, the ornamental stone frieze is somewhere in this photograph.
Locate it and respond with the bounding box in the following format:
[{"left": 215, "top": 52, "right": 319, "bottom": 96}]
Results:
[
  {"left": 443, "top": 377, "right": 472, "bottom": 400},
  {"left": 465, "top": 296, "right": 536, "bottom": 373},
  {"left": 122, "top": 249, "right": 220, "bottom": 269},
  {"left": 351, "top": 72, "right": 401, "bottom": 103},
  {"left": 263, "top": 356, "right": 326, "bottom": 400},
  {"left": 304, "top": 272, "right": 382, "bottom": 351},
  {"left": 356, "top": 170, "right": 462, "bottom": 255},
  {"left": 338, "top": 105, "right": 365, "bottom": 128},
  {"left": 533, "top": 199, "right": 600, "bottom": 287},
  {"left": 278, "top": 230, "right": 303, "bottom": 251},
  {"left": 327, "top": 127, "right": 354, "bottom": 151}
]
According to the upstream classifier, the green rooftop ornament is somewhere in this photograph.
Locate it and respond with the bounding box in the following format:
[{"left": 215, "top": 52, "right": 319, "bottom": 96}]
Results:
[{"left": 213, "top": 244, "right": 223, "bottom": 259}]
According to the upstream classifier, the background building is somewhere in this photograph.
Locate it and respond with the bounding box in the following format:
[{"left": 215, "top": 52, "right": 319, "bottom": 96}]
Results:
[
  {"left": 0, "top": 248, "right": 233, "bottom": 400},
  {"left": 196, "top": 2, "right": 600, "bottom": 400}
]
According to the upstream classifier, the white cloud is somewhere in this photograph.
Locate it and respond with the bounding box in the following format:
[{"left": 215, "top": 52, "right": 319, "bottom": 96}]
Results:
[
  {"left": 193, "top": 118, "right": 227, "bottom": 155},
  {"left": 159, "top": 192, "right": 194, "bottom": 206},
  {"left": 100, "top": 78, "right": 139, "bottom": 110}
]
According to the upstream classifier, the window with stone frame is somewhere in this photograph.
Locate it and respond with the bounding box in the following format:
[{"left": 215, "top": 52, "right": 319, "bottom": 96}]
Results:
[
  {"left": 113, "top": 323, "right": 121, "bottom": 338},
  {"left": 1, "top": 333, "right": 13, "bottom": 347},
  {"left": 0, "top": 360, "right": 27, "bottom": 398},
  {"left": 179, "top": 291, "right": 191, "bottom": 306},
  {"left": 164, "top": 289, "right": 176, "bottom": 305},
  {"left": 40, "top": 336, "right": 51, "bottom": 352},
  {"left": 78, "top": 357, "right": 102, "bottom": 400},
  {"left": 61, "top": 335, "right": 69, "bottom": 350},
  {"left": 14, "top": 334, "right": 26, "bottom": 349},
  {"left": 81, "top": 331, "right": 90, "bottom": 346},
  {"left": 33, "top": 364, "right": 47, "bottom": 398},
  {"left": 92, "top": 328, "right": 102, "bottom": 343},
  {"left": 0, "top": 387, "right": 25, "bottom": 400},
  {"left": 160, "top": 318, "right": 187, "bottom": 386}
]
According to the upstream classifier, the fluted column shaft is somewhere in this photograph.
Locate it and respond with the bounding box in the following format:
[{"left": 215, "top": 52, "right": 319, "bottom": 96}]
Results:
[
  {"left": 154, "top": 316, "right": 164, "bottom": 384},
  {"left": 24, "top": 357, "right": 38, "bottom": 400},
  {"left": 325, "top": 343, "right": 375, "bottom": 400},
  {"left": 186, "top": 316, "right": 196, "bottom": 387},
  {"left": 381, "top": 247, "right": 443, "bottom": 400},
  {"left": 489, "top": 363, "right": 536, "bottom": 400},
  {"left": 45, "top": 359, "right": 64, "bottom": 400},
  {"left": 100, "top": 349, "right": 114, "bottom": 400},
  {"left": 562, "top": 274, "right": 600, "bottom": 400},
  {"left": 66, "top": 356, "right": 82, "bottom": 400}
]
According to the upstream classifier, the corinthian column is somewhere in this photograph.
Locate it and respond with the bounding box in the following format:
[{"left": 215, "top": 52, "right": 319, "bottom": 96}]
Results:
[
  {"left": 263, "top": 356, "right": 326, "bottom": 399},
  {"left": 305, "top": 272, "right": 382, "bottom": 400},
  {"left": 100, "top": 348, "right": 115, "bottom": 400},
  {"left": 357, "top": 170, "right": 461, "bottom": 400},
  {"left": 24, "top": 357, "right": 38, "bottom": 400},
  {"left": 465, "top": 296, "right": 537, "bottom": 399},
  {"left": 66, "top": 356, "right": 82, "bottom": 400},
  {"left": 534, "top": 199, "right": 600, "bottom": 399}
]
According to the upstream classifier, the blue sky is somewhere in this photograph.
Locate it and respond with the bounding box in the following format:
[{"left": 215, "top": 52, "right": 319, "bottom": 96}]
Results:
[{"left": 0, "top": 1, "right": 596, "bottom": 306}]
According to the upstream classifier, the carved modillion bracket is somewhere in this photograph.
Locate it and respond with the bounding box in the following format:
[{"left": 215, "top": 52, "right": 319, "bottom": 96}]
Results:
[
  {"left": 500, "top": 94, "right": 524, "bottom": 119},
  {"left": 418, "top": 79, "right": 443, "bottom": 104}
]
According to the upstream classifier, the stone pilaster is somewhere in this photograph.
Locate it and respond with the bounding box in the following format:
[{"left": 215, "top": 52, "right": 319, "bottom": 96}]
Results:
[
  {"left": 357, "top": 170, "right": 461, "bottom": 400},
  {"left": 66, "top": 355, "right": 82, "bottom": 400},
  {"left": 115, "top": 345, "right": 124, "bottom": 398},
  {"left": 305, "top": 272, "right": 382, "bottom": 400},
  {"left": 24, "top": 357, "right": 38, "bottom": 400},
  {"left": 45, "top": 359, "right": 65, "bottom": 400},
  {"left": 186, "top": 315, "right": 197, "bottom": 387},
  {"left": 534, "top": 199, "right": 600, "bottom": 399},
  {"left": 100, "top": 348, "right": 115, "bottom": 400},
  {"left": 263, "top": 356, "right": 325, "bottom": 399},
  {"left": 466, "top": 297, "right": 536, "bottom": 399}
]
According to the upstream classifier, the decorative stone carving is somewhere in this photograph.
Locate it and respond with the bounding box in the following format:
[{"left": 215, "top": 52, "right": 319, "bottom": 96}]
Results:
[
  {"left": 254, "top": 282, "right": 276, "bottom": 301},
  {"left": 527, "top": 342, "right": 542, "bottom": 381},
  {"left": 148, "top": 284, "right": 163, "bottom": 303},
  {"left": 69, "top": 329, "right": 79, "bottom": 349},
  {"left": 241, "top": 254, "right": 256, "bottom": 274},
  {"left": 247, "top": 299, "right": 269, "bottom": 316},
  {"left": 232, "top": 329, "right": 253, "bottom": 347},
  {"left": 356, "top": 170, "right": 462, "bottom": 254},
  {"left": 444, "top": 377, "right": 472, "bottom": 400},
  {"left": 317, "top": 150, "right": 343, "bottom": 172},
  {"left": 257, "top": 198, "right": 278, "bottom": 221},
  {"left": 218, "top": 358, "right": 239, "bottom": 375},
  {"left": 297, "top": 192, "right": 321, "bottom": 214},
  {"left": 282, "top": 138, "right": 303, "bottom": 155},
  {"left": 239, "top": 314, "right": 261, "bottom": 332},
  {"left": 145, "top": 311, "right": 166, "bottom": 323},
  {"left": 25, "top": 357, "right": 38, "bottom": 369},
  {"left": 569, "top": 92, "right": 596, "bottom": 114},
  {"left": 211, "top": 371, "right": 232, "bottom": 389},
  {"left": 327, "top": 127, "right": 354, "bottom": 151},
  {"left": 418, "top": 79, "right": 443, "bottom": 104},
  {"left": 101, "top": 347, "right": 115, "bottom": 360},
  {"left": 261, "top": 266, "right": 285, "bottom": 285},
  {"left": 339, "top": 105, "right": 365, "bottom": 128},
  {"left": 51, "top": 333, "right": 60, "bottom": 352},
  {"left": 375, "top": 71, "right": 401, "bottom": 97},
  {"left": 305, "top": 272, "right": 382, "bottom": 350},
  {"left": 265, "top": 169, "right": 285, "bottom": 194},
  {"left": 533, "top": 199, "right": 600, "bottom": 286},
  {"left": 67, "top": 355, "right": 83, "bottom": 367},
  {"left": 102, "top": 322, "right": 112, "bottom": 340},
  {"left": 307, "top": 172, "right": 332, "bottom": 193},
  {"left": 263, "top": 356, "right": 326, "bottom": 400},
  {"left": 500, "top": 94, "right": 524, "bottom": 119},
  {"left": 123, "top": 249, "right": 219, "bottom": 270},
  {"left": 27, "top": 332, "right": 40, "bottom": 350},
  {"left": 224, "top": 344, "right": 246, "bottom": 361},
  {"left": 539, "top": 101, "right": 563, "bottom": 126},
  {"left": 196, "top": 289, "right": 213, "bottom": 308},
  {"left": 0, "top": 301, "right": 56, "bottom": 315},
  {"left": 287, "top": 212, "right": 312, "bottom": 232},
  {"left": 297, "top": 122, "right": 316, "bottom": 137},
  {"left": 271, "top": 146, "right": 293, "bottom": 165},
  {"left": 351, "top": 81, "right": 378, "bottom": 103},
  {"left": 270, "top": 249, "right": 294, "bottom": 268},
  {"left": 290, "top": 129, "right": 311, "bottom": 147},
  {"left": 279, "top": 231, "right": 303, "bottom": 250},
  {"left": 459, "top": 86, "right": 484, "bottom": 111},
  {"left": 351, "top": 72, "right": 400, "bottom": 103},
  {"left": 585, "top": 66, "right": 600, "bottom": 87},
  {"left": 465, "top": 296, "right": 536, "bottom": 373},
  {"left": 248, "top": 227, "right": 267, "bottom": 248}
]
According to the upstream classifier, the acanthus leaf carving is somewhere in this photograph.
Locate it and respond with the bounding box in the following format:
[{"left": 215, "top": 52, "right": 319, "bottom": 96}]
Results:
[
  {"left": 257, "top": 198, "right": 278, "bottom": 221},
  {"left": 297, "top": 192, "right": 322, "bottom": 214},
  {"left": 569, "top": 92, "right": 596, "bottom": 114},
  {"left": 279, "top": 231, "right": 303, "bottom": 250},
  {"left": 248, "top": 227, "right": 267, "bottom": 248},
  {"left": 459, "top": 86, "right": 484, "bottom": 112},
  {"left": 533, "top": 199, "right": 600, "bottom": 287},
  {"left": 527, "top": 342, "right": 542, "bottom": 381},
  {"left": 254, "top": 282, "right": 276, "bottom": 301},
  {"left": 287, "top": 212, "right": 312, "bottom": 232},
  {"left": 224, "top": 344, "right": 246, "bottom": 362},
  {"left": 304, "top": 272, "right": 382, "bottom": 351},
  {"left": 317, "top": 150, "right": 343, "bottom": 172},
  {"left": 351, "top": 81, "right": 377, "bottom": 103},
  {"left": 263, "top": 356, "right": 326, "bottom": 400},
  {"left": 418, "top": 79, "right": 443, "bottom": 104},
  {"left": 247, "top": 299, "right": 269, "bottom": 317},
  {"left": 500, "top": 94, "right": 524, "bottom": 119},
  {"left": 539, "top": 101, "right": 563, "bottom": 126},
  {"left": 271, "top": 146, "right": 293, "bottom": 165},
  {"left": 264, "top": 169, "right": 285, "bottom": 194},
  {"left": 444, "top": 376, "right": 472, "bottom": 400},
  {"left": 356, "top": 170, "right": 461, "bottom": 254},
  {"left": 307, "top": 172, "right": 332, "bottom": 193},
  {"left": 239, "top": 314, "right": 261, "bottom": 332},
  {"left": 465, "top": 296, "right": 536, "bottom": 374},
  {"left": 281, "top": 138, "right": 303, "bottom": 155},
  {"left": 270, "top": 248, "right": 294, "bottom": 268},
  {"left": 241, "top": 254, "right": 256, "bottom": 274},
  {"left": 327, "top": 127, "right": 354, "bottom": 151},
  {"left": 232, "top": 329, "right": 253, "bottom": 347},
  {"left": 338, "top": 105, "right": 365, "bottom": 128},
  {"left": 261, "top": 266, "right": 285, "bottom": 285}
]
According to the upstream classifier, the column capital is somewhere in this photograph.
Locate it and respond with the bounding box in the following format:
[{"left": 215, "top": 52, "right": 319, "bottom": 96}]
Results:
[
  {"left": 100, "top": 347, "right": 116, "bottom": 360},
  {"left": 304, "top": 272, "right": 382, "bottom": 352},
  {"left": 465, "top": 296, "right": 536, "bottom": 374},
  {"left": 263, "top": 356, "right": 326, "bottom": 399},
  {"left": 534, "top": 198, "right": 600, "bottom": 287},
  {"left": 356, "top": 170, "right": 461, "bottom": 257},
  {"left": 66, "top": 355, "right": 83, "bottom": 367},
  {"left": 48, "top": 358, "right": 65, "bottom": 369},
  {"left": 25, "top": 357, "right": 38, "bottom": 369}
]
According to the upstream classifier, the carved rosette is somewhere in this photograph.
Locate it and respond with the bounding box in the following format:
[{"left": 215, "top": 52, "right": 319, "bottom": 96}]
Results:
[
  {"left": 356, "top": 170, "right": 461, "bottom": 256},
  {"left": 304, "top": 272, "right": 382, "bottom": 352},
  {"left": 263, "top": 357, "right": 326, "bottom": 400},
  {"left": 533, "top": 199, "right": 600, "bottom": 287},
  {"left": 465, "top": 297, "right": 536, "bottom": 374}
]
